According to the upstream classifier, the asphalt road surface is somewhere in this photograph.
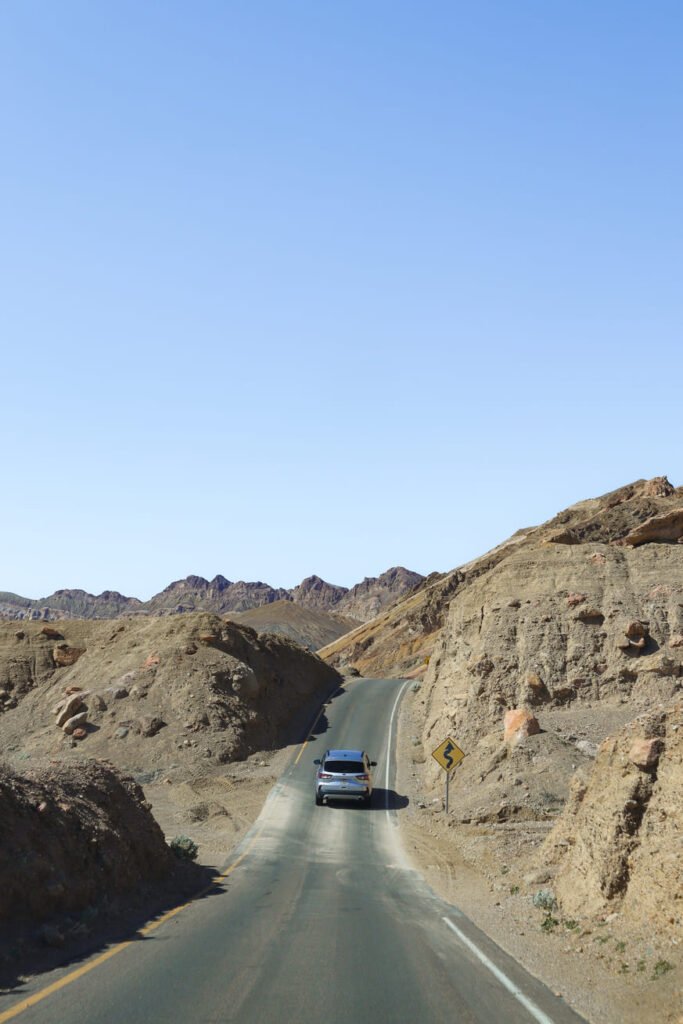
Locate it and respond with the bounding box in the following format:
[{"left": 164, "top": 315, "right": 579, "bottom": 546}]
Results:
[{"left": 1, "top": 678, "right": 586, "bottom": 1024}]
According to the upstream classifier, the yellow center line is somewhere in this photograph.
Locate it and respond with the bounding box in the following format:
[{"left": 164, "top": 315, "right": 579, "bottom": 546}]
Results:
[{"left": 0, "top": 827, "right": 263, "bottom": 1024}]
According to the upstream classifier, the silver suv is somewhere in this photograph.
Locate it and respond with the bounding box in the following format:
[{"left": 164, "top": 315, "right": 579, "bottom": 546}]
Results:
[{"left": 314, "top": 749, "right": 376, "bottom": 806}]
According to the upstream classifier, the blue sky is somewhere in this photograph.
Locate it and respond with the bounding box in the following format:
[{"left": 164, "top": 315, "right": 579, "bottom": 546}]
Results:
[{"left": 2, "top": 1, "right": 681, "bottom": 599}]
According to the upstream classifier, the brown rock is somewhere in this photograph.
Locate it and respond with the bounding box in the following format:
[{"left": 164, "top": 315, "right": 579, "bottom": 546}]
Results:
[
  {"left": 72, "top": 727, "right": 87, "bottom": 740},
  {"left": 64, "top": 685, "right": 84, "bottom": 695},
  {"left": 628, "top": 737, "right": 662, "bottom": 770},
  {"left": 566, "top": 593, "right": 587, "bottom": 607},
  {"left": 53, "top": 644, "right": 86, "bottom": 667},
  {"left": 143, "top": 654, "right": 160, "bottom": 668},
  {"left": 40, "top": 626, "right": 63, "bottom": 639},
  {"left": 504, "top": 709, "right": 540, "bottom": 746},
  {"left": 669, "top": 635, "right": 683, "bottom": 649},
  {"left": 15, "top": 630, "right": 25, "bottom": 639}
]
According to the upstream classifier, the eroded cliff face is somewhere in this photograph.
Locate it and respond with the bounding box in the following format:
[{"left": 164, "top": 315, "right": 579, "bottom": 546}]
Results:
[
  {"left": 541, "top": 700, "right": 682, "bottom": 938},
  {"left": 422, "top": 541, "right": 683, "bottom": 778},
  {"left": 409, "top": 477, "right": 683, "bottom": 940}
]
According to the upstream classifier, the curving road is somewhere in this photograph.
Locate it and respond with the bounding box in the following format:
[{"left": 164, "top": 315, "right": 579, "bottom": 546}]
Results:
[{"left": 1, "top": 678, "right": 585, "bottom": 1024}]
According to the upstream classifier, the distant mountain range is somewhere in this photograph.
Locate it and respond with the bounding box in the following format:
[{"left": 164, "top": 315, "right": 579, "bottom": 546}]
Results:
[{"left": 0, "top": 566, "right": 424, "bottom": 625}]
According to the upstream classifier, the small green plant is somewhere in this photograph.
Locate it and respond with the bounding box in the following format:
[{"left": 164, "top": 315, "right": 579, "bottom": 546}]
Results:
[
  {"left": 170, "top": 835, "right": 198, "bottom": 861},
  {"left": 619, "top": 963, "right": 630, "bottom": 975},
  {"left": 652, "top": 959, "right": 673, "bottom": 980},
  {"left": 541, "top": 915, "right": 559, "bottom": 933},
  {"left": 509, "top": 885, "right": 520, "bottom": 895},
  {"left": 615, "top": 940, "right": 626, "bottom": 954},
  {"left": 636, "top": 960, "right": 646, "bottom": 973},
  {"left": 501, "top": 865, "right": 509, "bottom": 875},
  {"left": 562, "top": 919, "right": 579, "bottom": 931},
  {"left": 532, "top": 889, "right": 557, "bottom": 912}
]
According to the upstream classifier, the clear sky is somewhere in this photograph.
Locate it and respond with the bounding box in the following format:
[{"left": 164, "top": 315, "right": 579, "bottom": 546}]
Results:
[{"left": 2, "top": 1, "right": 681, "bottom": 600}]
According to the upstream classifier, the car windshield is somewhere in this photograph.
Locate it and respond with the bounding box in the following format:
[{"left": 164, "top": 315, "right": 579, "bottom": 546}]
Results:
[{"left": 323, "top": 760, "right": 365, "bottom": 774}]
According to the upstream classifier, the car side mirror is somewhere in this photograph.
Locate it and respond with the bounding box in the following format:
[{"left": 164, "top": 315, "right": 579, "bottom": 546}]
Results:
[
  {"left": 370, "top": 761, "right": 377, "bottom": 767},
  {"left": 313, "top": 758, "right": 321, "bottom": 765}
]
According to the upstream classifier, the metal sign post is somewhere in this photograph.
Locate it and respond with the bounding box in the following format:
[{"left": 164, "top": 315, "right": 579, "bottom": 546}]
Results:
[{"left": 432, "top": 736, "right": 465, "bottom": 814}]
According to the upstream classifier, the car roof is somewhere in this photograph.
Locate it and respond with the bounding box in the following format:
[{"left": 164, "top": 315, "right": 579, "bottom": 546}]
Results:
[{"left": 325, "top": 749, "right": 365, "bottom": 760}]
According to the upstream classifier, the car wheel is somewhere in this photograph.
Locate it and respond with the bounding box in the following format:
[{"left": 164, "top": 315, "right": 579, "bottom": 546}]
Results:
[{"left": 315, "top": 790, "right": 323, "bottom": 806}]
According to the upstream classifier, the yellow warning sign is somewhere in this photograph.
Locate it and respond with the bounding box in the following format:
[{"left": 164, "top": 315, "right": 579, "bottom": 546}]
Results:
[{"left": 431, "top": 737, "right": 465, "bottom": 772}]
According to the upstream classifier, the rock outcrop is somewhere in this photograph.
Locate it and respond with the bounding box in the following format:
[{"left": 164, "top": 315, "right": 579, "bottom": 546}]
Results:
[
  {"left": 336, "top": 567, "right": 425, "bottom": 622},
  {"left": 540, "top": 700, "right": 682, "bottom": 939},
  {"left": 0, "top": 760, "right": 174, "bottom": 930}
]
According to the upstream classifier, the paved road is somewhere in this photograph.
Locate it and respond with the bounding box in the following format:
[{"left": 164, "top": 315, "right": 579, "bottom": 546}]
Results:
[{"left": 1, "top": 678, "right": 585, "bottom": 1024}]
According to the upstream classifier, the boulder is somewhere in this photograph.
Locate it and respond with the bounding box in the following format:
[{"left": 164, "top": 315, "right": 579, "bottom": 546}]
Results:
[
  {"left": 40, "top": 626, "right": 63, "bottom": 640},
  {"left": 55, "top": 693, "right": 88, "bottom": 727},
  {"left": 63, "top": 711, "right": 88, "bottom": 735},
  {"left": 504, "top": 709, "right": 540, "bottom": 746},
  {"left": 106, "top": 686, "right": 129, "bottom": 700},
  {"left": 628, "top": 738, "right": 662, "bottom": 770},
  {"left": 53, "top": 644, "right": 86, "bottom": 668}
]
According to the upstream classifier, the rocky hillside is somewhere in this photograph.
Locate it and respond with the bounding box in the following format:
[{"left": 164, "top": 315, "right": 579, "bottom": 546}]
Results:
[
  {"left": 0, "top": 613, "right": 340, "bottom": 773},
  {"left": 0, "top": 568, "right": 423, "bottom": 625},
  {"left": 321, "top": 476, "right": 683, "bottom": 679},
  {"left": 0, "top": 760, "right": 176, "bottom": 936},
  {"left": 336, "top": 566, "right": 425, "bottom": 621},
  {"left": 420, "top": 475, "right": 683, "bottom": 796}
]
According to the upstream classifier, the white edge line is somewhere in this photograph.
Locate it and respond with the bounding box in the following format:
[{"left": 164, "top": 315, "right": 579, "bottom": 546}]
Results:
[
  {"left": 442, "top": 917, "right": 557, "bottom": 1024},
  {"left": 384, "top": 680, "right": 410, "bottom": 812}
]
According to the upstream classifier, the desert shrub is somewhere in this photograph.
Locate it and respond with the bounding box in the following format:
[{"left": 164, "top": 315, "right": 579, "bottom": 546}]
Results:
[
  {"left": 170, "top": 835, "right": 198, "bottom": 861},
  {"left": 532, "top": 889, "right": 557, "bottom": 912}
]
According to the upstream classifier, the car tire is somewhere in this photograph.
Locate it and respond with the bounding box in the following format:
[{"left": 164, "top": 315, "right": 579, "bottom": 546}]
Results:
[{"left": 315, "top": 790, "right": 323, "bottom": 806}]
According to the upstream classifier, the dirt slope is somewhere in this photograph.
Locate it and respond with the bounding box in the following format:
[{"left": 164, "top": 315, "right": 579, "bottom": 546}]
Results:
[
  {"left": 228, "top": 600, "right": 357, "bottom": 651},
  {"left": 0, "top": 760, "right": 174, "bottom": 932}
]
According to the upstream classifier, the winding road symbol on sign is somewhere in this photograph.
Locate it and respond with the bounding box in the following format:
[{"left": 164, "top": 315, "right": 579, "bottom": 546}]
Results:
[{"left": 431, "top": 736, "right": 465, "bottom": 772}]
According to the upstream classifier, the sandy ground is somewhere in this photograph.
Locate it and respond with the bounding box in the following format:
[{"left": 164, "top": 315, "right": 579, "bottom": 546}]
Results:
[
  {"left": 143, "top": 745, "right": 293, "bottom": 870},
  {"left": 395, "top": 684, "right": 682, "bottom": 1024}
]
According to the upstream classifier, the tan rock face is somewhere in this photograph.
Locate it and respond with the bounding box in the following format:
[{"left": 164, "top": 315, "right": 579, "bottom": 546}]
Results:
[
  {"left": 628, "top": 737, "right": 662, "bottom": 769},
  {"left": 541, "top": 702, "right": 682, "bottom": 937},
  {"left": 503, "top": 709, "right": 540, "bottom": 746}
]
